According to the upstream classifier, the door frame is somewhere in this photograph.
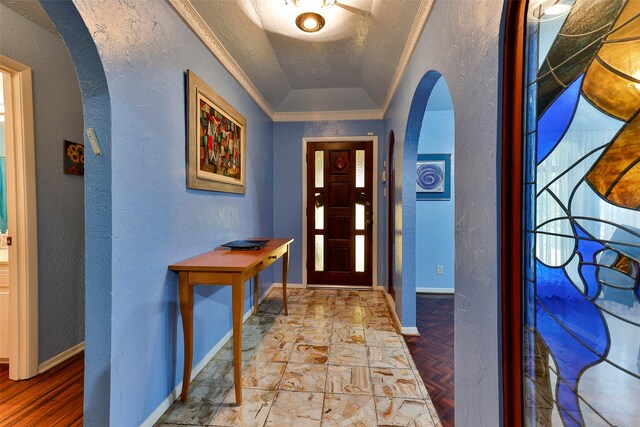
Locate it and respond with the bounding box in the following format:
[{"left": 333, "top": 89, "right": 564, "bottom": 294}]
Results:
[
  {"left": 500, "top": 1, "right": 526, "bottom": 425},
  {"left": 387, "top": 131, "right": 395, "bottom": 299},
  {"left": 302, "top": 136, "right": 379, "bottom": 288},
  {"left": 0, "top": 55, "right": 39, "bottom": 380}
]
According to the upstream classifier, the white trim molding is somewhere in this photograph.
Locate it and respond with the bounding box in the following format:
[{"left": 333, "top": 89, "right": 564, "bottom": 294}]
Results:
[
  {"left": 272, "top": 282, "right": 305, "bottom": 289},
  {"left": 401, "top": 327, "right": 420, "bottom": 336},
  {"left": 142, "top": 283, "right": 276, "bottom": 427},
  {"left": 381, "top": 286, "right": 421, "bottom": 336},
  {"left": 167, "top": 0, "right": 274, "bottom": 119},
  {"left": 301, "top": 136, "right": 379, "bottom": 289},
  {"left": 1, "top": 56, "right": 39, "bottom": 380},
  {"left": 273, "top": 109, "right": 384, "bottom": 122},
  {"left": 381, "top": 0, "right": 435, "bottom": 113},
  {"left": 416, "top": 287, "right": 454, "bottom": 294},
  {"left": 38, "top": 342, "right": 84, "bottom": 374}
]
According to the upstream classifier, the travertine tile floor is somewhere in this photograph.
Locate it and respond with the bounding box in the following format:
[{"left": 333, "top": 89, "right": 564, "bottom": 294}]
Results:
[{"left": 156, "top": 288, "right": 442, "bottom": 426}]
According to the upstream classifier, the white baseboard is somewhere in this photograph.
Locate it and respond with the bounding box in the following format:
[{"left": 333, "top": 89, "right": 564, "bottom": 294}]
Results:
[
  {"left": 272, "top": 282, "right": 305, "bottom": 289},
  {"left": 38, "top": 341, "right": 84, "bottom": 374},
  {"left": 416, "top": 287, "right": 454, "bottom": 294},
  {"left": 379, "top": 288, "right": 422, "bottom": 337},
  {"left": 401, "top": 327, "right": 420, "bottom": 336},
  {"left": 141, "top": 282, "right": 274, "bottom": 427}
]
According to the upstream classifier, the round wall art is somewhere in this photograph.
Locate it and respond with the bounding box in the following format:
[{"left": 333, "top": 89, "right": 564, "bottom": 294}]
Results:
[
  {"left": 417, "top": 162, "right": 444, "bottom": 192},
  {"left": 416, "top": 154, "right": 451, "bottom": 200}
]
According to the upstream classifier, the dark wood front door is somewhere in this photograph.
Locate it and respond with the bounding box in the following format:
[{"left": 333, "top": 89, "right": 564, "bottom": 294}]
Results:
[{"left": 307, "top": 141, "right": 373, "bottom": 286}]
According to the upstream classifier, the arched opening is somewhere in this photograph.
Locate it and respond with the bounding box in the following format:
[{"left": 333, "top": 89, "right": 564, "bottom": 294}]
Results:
[
  {"left": 397, "top": 71, "right": 456, "bottom": 425},
  {"left": 38, "top": 2, "right": 113, "bottom": 424},
  {"left": 415, "top": 77, "right": 454, "bottom": 295},
  {"left": 394, "top": 70, "right": 451, "bottom": 329}
]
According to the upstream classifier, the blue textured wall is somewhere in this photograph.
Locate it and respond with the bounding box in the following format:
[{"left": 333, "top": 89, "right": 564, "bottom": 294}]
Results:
[
  {"left": 273, "top": 120, "right": 385, "bottom": 286},
  {"left": 45, "top": 0, "right": 274, "bottom": 425},
  {"left": 383, "top": 0, "right": 504, "bottom": 424},
  {"left": 0, "top": 4, "right": 85, "bottom": 364},
  {"left": 416, "top": 78, "right": 455, "bottom": 291}
]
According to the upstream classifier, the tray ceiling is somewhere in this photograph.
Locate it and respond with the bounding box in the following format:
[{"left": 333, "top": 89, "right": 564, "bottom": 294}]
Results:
[
  {"left": 1, "top": 0, "right": 432, "bottom": 116},
  {"left": 189, "top": 0, "right": 426, "bottom": 113}
]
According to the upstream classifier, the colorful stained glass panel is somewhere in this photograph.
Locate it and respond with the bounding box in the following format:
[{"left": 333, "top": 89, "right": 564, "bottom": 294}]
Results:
[{"left": 523, "top": 0, "right": 640, "bottom": 425}]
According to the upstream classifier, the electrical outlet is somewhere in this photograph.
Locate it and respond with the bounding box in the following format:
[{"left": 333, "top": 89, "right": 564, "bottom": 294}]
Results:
[{"left": 437, "top": 265, "right": 444, "bottom": 275}]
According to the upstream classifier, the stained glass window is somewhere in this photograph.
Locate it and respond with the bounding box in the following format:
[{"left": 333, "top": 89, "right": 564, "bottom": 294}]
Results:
[{"left": 523, "top": 1, "right": 640, "bottom": 426}]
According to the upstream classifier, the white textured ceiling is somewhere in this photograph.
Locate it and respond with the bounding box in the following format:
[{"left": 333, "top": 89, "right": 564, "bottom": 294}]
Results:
[{"left": 190, "top": 0, "right": 423, "bottom": 113}]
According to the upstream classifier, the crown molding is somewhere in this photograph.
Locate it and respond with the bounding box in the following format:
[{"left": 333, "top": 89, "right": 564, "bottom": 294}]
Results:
[
  {"left": 167, "top": 0, "right": 275, "bottom": 119},
  {"left": 273, "top": 109, "right": 384, "bottom": 122},
  {"left": 381, "top": 0, "right": 435, "bottom": 114}
]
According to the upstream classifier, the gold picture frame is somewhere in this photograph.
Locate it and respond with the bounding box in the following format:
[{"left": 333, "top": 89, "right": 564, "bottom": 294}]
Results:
[{"left": 187, "top": 69, "right": 246, "bottom": 194}]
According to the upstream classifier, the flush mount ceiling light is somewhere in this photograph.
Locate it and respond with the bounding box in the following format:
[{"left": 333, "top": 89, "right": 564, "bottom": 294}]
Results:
[
  {"left": 296, "top": 12, "right": 325, "bottom": 33},
  {"left": 286, "top": 0, "right": 335, "bottom": 33},
  {"left": 528, "top": 0, "right": 573, "bottom": 21}
]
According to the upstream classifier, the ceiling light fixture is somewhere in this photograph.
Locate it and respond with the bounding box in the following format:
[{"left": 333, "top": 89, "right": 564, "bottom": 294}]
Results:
[
  {"left": 286, "top": 0, "right": 334, "bottom": 33},
  {"left": 296, "top": 12, "right": 325, "bottom": 33},
  {"left": 528, "top": 0, "right": 573, "bottom": 21}
]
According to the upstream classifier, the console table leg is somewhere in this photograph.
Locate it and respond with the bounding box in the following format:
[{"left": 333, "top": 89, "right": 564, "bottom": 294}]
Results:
[
  {"left": 178, "top": 272, "right": 193, "bottom": 402},
  {"left": 253, "top": 273, "right": 259, "bottom": 315},
  {"left": 283, "top": 245, "right": 289, "bottom": 316},
  {"left": 231, "top": 275, "right": 244, "bottom": 404}
]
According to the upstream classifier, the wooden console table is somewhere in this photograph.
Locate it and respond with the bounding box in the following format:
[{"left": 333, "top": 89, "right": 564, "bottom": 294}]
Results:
[{"left": 168, "top": 238, "right": 293, "bottom": 404}]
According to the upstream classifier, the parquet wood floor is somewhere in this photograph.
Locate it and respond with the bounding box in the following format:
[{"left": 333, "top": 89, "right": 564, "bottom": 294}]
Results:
[
  {"left": 0, "top": 353, "right": 84, "bottom": 427},
  {"left": 404, "top": 294, "right": 454, "bottom": 427}
]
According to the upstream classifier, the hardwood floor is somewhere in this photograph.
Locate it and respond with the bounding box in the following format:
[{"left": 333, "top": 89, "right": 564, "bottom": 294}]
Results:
[
  {"left": 404, "top": 293, "right": 454, "bottom": 427},
  {"left": 0, "top": 353, "right": 84, "bottom": 426}
]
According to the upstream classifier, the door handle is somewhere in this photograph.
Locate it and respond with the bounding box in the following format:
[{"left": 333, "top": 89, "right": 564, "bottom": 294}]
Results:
[{"left": 366, "top": 220, "right": 372, "bottom": 226}]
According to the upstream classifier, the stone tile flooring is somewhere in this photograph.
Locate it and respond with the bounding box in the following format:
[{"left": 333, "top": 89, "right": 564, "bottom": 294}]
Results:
[{"left": 156, "top": 288, "right": 442, "bottom": 426}]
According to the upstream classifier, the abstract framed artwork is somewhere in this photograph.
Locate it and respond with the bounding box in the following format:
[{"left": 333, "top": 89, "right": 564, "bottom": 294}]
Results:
[
  {"left": 416, "top": 153, "right": 450, "bottom": 200},
  {"left": 187, "top": 69, "right": 246, "bottom": 194},
  {"left": 63, "top": 140, "right": 84, "bottom": 176}
]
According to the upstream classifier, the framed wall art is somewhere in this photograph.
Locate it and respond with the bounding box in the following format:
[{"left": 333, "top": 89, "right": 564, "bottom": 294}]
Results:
[
  {"left": 416, "top": 153, "right": 450, "bottom": 200},
  {"left": 187, "top": 70, "right": 246, "bottom": 194},
  {"left": 63, "top": 140, "right": 84, "bottom": 176}
]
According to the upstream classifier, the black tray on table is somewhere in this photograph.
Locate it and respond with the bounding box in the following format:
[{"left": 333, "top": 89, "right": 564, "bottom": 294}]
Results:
[{"left": 221, "top": 239, "right": 270, "bottom": 250}]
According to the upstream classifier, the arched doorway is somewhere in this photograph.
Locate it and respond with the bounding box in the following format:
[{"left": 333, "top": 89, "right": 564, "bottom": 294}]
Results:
[
  {"left": 393, "top": 70, "right": 451, "bottom": 331},
  {"left": 39, "top": 2, "right": 113, "bottom": 424},
  {"left": 402, "top": 72, "right": 456, "bottom": 426},
  {"left": 414, "top": 76, "right": 454, "bottom": 296}
]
